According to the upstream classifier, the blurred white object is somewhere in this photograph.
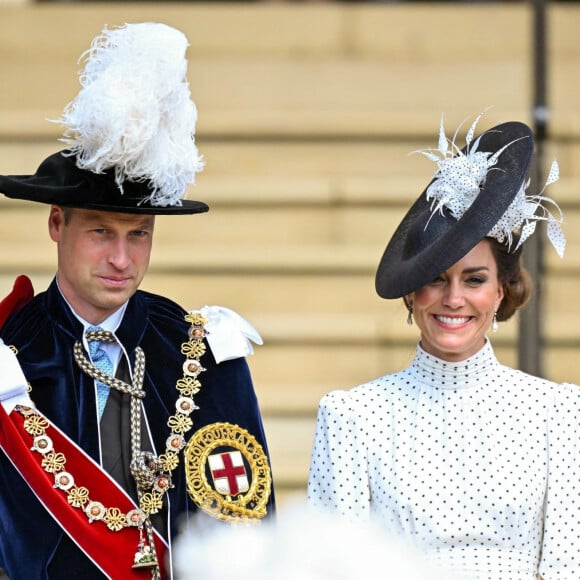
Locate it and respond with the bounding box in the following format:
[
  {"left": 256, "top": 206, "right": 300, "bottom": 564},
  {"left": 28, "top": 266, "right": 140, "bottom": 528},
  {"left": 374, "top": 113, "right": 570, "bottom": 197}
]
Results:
[{"left": 173, "top": 498, "right": 458, "bottom": 580}]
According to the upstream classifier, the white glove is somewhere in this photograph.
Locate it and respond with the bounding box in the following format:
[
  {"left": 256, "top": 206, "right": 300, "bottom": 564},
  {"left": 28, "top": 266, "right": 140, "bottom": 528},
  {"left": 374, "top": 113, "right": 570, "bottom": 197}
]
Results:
[{"left": 0, "top": 338, "right": 33, "bottom": 413}]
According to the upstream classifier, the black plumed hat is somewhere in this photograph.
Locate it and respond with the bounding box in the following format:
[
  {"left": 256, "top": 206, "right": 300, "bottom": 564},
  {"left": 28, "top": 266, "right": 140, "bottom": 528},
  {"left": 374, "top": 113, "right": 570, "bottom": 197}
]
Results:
[
  {"left": 0, "top": 151, "right": 208, "bottom": 215},
  {"left": 0, "top": 22, "right": 207, "bottom": 216}
]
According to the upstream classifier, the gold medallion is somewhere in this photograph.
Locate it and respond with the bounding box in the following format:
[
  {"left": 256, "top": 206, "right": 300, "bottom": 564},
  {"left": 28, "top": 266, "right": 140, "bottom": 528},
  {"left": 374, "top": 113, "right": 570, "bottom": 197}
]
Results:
[{"left": 184, "top": 422, "right": 272, "bottom": 522}]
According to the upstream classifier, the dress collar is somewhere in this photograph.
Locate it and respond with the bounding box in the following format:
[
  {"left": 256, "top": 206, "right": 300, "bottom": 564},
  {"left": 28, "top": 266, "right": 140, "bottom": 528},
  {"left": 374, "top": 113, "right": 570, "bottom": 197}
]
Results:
[{"left": 409, "top": 339, "right": 499, "bottom": 390}]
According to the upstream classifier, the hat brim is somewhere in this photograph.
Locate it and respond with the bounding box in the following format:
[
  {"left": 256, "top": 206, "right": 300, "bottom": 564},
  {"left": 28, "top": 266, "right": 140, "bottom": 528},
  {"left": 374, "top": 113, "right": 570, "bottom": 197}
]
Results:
[
  {"left": 0, "top": 151, "right": 209, "bottom": 215},
  {"left": 375, "top": 121, "right": 533, "bottom": 299}
]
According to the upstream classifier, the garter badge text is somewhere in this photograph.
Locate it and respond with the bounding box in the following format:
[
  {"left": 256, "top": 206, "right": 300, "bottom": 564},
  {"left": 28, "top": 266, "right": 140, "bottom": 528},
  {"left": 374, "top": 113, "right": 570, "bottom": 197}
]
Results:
[{"left": 184, "top": 422, "right": 271, "bottom": 522}]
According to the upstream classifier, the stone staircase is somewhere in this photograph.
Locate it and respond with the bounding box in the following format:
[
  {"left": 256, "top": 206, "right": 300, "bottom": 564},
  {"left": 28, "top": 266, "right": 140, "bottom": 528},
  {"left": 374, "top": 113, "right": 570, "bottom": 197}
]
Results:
[{"left": 1, "top": 1, "right": 580, "bottom": 503}]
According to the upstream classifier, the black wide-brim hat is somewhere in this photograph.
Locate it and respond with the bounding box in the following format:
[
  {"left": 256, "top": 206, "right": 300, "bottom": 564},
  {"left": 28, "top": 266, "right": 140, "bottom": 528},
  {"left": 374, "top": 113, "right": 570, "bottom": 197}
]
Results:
[
  {"left": 0, "top": 150, "right": 209, "bottom": 215},
  {"left": 375, "top": 121, "right": 533, "bottom": 299}
]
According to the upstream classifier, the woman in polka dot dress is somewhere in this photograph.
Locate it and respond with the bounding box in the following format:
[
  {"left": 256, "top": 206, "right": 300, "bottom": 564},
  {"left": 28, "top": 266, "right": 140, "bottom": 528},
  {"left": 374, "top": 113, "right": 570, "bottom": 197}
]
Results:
[{"left": 307, "top": 116, "right": 579, "bottom": 579}]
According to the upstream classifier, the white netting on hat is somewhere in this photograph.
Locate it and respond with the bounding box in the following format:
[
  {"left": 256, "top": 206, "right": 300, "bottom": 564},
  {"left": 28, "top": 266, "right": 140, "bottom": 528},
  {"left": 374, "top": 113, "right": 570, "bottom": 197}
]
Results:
[
  {"left": 56, "top": 22, "right": 204, "bottom": 207},
  {"left": 416, "top": 113, "right": 566, "bottom": 258}
]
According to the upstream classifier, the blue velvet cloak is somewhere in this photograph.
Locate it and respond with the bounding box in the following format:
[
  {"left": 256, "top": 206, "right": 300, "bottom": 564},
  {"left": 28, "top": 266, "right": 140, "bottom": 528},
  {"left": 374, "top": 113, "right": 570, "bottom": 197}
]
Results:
[{"left": 0, "top": 279, "right": 275, "bottom": 579}]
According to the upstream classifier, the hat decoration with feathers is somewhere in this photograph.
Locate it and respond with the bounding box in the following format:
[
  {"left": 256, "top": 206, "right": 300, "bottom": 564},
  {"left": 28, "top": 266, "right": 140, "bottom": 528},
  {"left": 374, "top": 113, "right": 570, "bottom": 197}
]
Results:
[
  {"left": 58, "top": 22, "right": 204, "bottom": 207},
  {"left": 417, "top": 113, "right": 565, "bottom": 258},
  {"left": 375, "top": 113, "right": 566, "bottom": 300},
  {"left": 0, "top": 22, "right": 207, "bottom": 215}
]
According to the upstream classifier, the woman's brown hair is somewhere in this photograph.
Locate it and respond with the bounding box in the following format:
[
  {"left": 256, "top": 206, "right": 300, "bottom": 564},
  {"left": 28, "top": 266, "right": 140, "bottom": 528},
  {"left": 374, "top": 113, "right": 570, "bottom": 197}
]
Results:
[{"left": 487, "top": 236, "right": 532, "bottom": 321}]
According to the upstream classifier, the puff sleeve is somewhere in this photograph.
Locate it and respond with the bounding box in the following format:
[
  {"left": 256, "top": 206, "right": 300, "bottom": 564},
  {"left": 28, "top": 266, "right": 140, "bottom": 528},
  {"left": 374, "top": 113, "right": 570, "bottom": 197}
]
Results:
[{"left": 307, "top": 390, "right": 371, "bottom": 520}]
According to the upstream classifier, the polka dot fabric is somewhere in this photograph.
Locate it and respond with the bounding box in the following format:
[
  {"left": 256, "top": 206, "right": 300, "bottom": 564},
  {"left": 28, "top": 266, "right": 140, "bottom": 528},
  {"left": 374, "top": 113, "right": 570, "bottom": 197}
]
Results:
[{"left": 307, "top": 340, "right": 579, "bottom": 579}]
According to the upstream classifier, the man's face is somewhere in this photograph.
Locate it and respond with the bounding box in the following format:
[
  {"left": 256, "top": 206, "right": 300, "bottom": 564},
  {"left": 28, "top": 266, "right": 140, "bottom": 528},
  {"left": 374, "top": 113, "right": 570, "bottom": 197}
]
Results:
[{"left": 48, "top": 206, "right": 155, "bottom": 324}]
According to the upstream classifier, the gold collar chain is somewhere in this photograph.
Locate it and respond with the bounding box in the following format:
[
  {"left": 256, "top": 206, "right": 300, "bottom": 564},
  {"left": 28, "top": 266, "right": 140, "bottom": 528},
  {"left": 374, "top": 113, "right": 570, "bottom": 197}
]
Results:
[{"left": 16, "top": 311, "right": 208, "bottom": 575}]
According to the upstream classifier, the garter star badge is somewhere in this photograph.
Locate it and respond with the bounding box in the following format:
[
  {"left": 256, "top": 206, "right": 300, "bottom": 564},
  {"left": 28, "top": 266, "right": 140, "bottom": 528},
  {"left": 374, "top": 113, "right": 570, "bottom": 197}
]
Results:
[{"left": 184, "top": 422, "right": 271, "bottom": 522}]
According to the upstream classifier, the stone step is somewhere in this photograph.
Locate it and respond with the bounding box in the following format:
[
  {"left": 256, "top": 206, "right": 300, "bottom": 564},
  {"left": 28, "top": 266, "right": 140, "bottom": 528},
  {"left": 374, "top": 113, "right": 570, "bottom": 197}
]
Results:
[{"left": 0, "top": 3, "right": 535, "bottom": 138}]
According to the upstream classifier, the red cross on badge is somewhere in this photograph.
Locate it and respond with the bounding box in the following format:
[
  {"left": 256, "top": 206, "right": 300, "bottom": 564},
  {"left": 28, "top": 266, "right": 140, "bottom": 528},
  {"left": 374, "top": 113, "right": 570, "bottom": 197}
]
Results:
[{"left": 208, "top": 451, "right": 249, "bottom": 496}]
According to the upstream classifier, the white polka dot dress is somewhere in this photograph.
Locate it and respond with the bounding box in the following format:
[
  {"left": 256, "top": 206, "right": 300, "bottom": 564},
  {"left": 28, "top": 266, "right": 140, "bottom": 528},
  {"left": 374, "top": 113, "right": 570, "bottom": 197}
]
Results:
[{"left": 307, "top": 340, "right": 579, "bottom": 579}]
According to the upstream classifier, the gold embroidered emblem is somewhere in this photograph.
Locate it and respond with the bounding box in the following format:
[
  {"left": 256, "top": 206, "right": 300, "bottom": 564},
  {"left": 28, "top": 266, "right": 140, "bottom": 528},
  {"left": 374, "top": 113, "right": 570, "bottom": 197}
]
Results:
[{"left": 184, "top": 422, "right": 272, "bottom": 522}]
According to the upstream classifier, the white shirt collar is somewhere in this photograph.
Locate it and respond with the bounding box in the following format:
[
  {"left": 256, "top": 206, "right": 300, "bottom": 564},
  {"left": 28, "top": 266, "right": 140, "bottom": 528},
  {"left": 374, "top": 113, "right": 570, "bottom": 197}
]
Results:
[{"left": 55, "top": 275, "right": 128, "bottom": 333}]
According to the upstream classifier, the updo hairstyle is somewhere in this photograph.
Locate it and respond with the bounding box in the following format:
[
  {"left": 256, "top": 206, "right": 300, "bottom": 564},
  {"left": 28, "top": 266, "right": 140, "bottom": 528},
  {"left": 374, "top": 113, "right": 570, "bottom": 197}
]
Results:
[{"left": 487, "top": 236, "right": 532, "bottom": 321}]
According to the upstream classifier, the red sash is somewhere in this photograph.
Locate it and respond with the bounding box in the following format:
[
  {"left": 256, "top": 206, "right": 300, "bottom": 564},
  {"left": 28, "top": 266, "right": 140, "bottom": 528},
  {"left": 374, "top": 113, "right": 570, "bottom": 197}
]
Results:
[{"left": 0, "top": 404, "right": 168, "bottom": 579}]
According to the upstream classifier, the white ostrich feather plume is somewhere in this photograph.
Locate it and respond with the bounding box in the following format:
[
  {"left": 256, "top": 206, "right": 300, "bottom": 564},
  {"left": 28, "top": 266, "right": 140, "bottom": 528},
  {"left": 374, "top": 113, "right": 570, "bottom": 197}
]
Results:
[
  {"left": 56, "top": 22, "right": 204, "bottom": 207},
  {"left": 414, "top": 113, "right": 565, "bottom": 258}
]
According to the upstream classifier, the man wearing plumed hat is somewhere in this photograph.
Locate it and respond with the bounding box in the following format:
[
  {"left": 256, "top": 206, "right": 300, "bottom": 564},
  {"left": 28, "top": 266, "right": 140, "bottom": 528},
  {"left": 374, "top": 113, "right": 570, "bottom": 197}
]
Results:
[{"left": 0, "top": 22, "right": 274, "bottom": 580}]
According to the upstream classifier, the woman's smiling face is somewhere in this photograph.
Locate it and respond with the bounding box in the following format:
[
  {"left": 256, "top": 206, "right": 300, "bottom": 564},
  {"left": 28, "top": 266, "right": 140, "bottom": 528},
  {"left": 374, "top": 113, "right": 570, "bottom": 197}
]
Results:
[{"left": 407, "top": 239, "right": 504, "bottom": 362}]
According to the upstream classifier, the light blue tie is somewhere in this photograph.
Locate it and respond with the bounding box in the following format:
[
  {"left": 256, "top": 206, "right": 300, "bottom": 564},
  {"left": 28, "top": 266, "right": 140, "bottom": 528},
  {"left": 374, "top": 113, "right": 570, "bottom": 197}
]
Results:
[{"left": 86, "top": 326, "right": 113, "bottom": 419}]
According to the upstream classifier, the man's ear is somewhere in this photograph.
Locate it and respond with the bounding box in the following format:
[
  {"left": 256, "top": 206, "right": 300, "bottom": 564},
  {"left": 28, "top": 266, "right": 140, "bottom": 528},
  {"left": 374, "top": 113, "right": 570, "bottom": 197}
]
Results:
[{"left": 48, "top": 205, "right": 64, "bottom": 242}]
